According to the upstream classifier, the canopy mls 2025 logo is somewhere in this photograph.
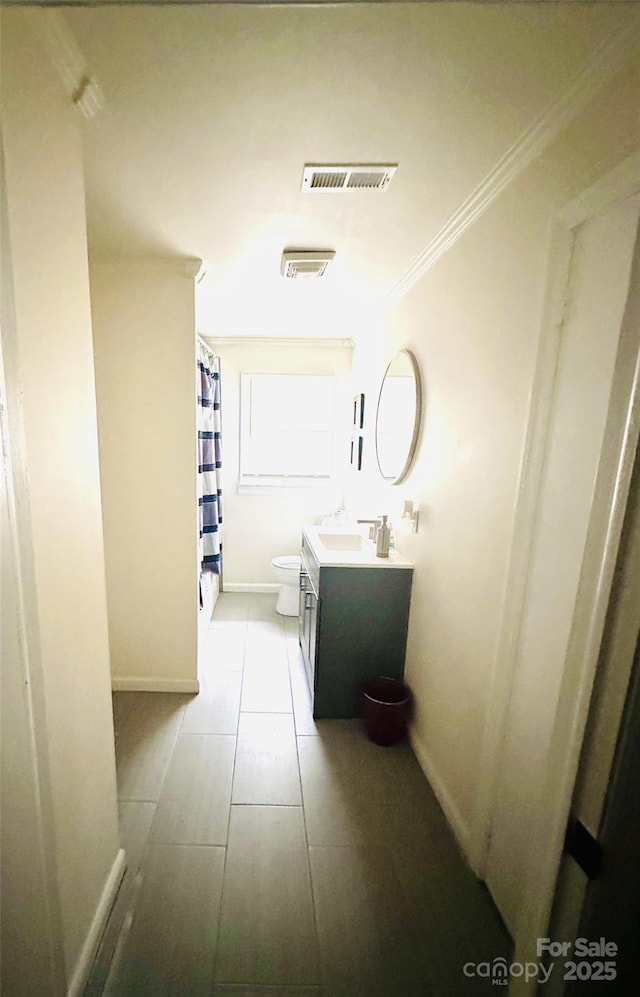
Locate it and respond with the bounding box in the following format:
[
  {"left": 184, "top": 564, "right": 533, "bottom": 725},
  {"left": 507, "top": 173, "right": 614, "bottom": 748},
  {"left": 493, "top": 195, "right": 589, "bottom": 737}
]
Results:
[{"left": 463, "top": 937, "right": 618, "bottom": 986}]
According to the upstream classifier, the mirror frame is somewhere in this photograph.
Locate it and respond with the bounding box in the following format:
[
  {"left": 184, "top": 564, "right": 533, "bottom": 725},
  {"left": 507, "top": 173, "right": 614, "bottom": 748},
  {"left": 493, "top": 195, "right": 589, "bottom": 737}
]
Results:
[{"left": 374, "top": 349, "right": 422, "bottom": 486}]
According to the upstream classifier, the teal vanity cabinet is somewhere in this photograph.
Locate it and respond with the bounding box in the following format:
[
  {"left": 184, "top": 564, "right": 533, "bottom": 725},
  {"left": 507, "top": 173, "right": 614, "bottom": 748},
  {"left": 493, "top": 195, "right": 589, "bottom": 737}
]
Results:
[{"left": 299, "top": 529, "right": 413, "bottom": 719}]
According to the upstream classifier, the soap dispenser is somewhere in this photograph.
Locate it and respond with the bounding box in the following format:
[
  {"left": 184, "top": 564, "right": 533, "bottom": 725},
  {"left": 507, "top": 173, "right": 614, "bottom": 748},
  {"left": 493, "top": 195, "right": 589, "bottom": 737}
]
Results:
[{"left": 376, "top": 515, "right": 391, "bottom": 558}]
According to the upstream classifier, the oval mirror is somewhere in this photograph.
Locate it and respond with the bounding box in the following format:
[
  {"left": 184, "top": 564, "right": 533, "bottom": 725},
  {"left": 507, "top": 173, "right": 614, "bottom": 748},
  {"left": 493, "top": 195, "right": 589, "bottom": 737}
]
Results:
[{"left": 375, "top": 349, "right": 422, "bottom": 484}]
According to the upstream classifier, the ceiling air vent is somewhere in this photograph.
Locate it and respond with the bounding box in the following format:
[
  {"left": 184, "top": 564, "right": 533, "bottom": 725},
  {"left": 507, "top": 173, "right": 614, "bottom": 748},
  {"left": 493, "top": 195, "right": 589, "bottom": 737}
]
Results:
[
  {"left": 301, "top": 164, "right": 398, "bottom": 193},
  {"left": 281, "top": 250, "right": 335, "bottom": 279}
]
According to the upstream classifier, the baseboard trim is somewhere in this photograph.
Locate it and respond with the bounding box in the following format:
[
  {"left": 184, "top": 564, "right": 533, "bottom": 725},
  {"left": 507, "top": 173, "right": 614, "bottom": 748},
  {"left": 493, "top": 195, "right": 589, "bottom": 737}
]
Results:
[
  {"left": 409, "top": 725, "right": 476, "bottom": 873},
  {"left": 111, "top": 677, "right": 200, "bottom": 693},
  {"left": 67, "top": 847, "right": 126, "bottom": 997},
  {"left": 223, "top": 583, "right": 279, "bottom": 593}
]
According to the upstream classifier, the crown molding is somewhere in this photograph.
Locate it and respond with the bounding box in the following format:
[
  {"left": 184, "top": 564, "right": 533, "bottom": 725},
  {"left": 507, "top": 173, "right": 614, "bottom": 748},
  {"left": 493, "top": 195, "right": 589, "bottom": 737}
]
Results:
[
  {"left": 204, "top": 336, "right": 354, "bottom": 348},
  {"left": 30, "top": 9, "right": 105, "bottom": 119},
  {"left": 90, "top": 257, "right": 204, "bottom": 279},
  {"left": 384, "top": 15, "right": 640, "bottom": 309}
]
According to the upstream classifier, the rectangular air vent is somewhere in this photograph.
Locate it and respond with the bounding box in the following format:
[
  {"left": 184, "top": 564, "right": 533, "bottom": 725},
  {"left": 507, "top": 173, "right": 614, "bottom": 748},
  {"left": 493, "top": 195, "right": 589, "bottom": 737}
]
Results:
[
  {"left": 281, "top": 250, "right": 335, "bottom": 279},
  {"left": 302, "top": 164, "right": 397, "bottom": 193}
]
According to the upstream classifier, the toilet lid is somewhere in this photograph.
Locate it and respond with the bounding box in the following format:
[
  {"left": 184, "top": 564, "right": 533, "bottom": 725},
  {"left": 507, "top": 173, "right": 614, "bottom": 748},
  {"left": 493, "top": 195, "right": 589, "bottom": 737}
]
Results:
[{"left": 272, "top": 555, "right": 301, "bottom": 571}]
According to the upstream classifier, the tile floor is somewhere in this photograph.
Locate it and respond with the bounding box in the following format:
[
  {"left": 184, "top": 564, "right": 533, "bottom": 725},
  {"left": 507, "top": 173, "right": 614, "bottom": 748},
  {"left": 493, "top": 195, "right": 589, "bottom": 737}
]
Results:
[{"left": 86, "top": 593, "right": 510, "bottom": 997}]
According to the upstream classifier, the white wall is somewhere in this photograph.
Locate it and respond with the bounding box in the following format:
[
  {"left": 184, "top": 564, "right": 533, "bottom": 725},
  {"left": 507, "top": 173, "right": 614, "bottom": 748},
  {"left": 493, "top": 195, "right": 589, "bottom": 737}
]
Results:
[
  {"left": 90, "top": 262, "right": 199, "bottom": 692},
  {"left": 208, "top": 339, "right": 353, "bottom": 586},
  {"left": 347, "top": 51, "right": 640, "bottom": 940},
  {"left": 1, "top": 10, "right": 121, "bottom": 992}
]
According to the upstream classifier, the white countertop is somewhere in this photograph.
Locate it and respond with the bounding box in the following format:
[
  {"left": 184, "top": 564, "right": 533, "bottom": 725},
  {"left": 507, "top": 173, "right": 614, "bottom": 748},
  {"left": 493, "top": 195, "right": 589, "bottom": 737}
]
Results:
[{"left": 302, "top": 525, "right": 413, "bottom": 569}]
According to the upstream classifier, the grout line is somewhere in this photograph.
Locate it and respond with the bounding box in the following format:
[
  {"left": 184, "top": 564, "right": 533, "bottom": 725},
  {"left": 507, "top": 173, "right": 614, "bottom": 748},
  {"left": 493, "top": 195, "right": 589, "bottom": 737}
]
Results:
[
  {"left": 211, "top": 617, "right": 246, "bottom": 985},
  {"left": 285, "top": 621, "right": 325, "bottom": 990},
  {"left": 117, "top": 797, "right": 160, "bottom": 804},
  {"left": 145, "top": 842, "right": 227, "bottom": 850},
  {"left": 176, "top": 729, "right": 237, "bottom": 735},
  {"left": 213, "top": 983, "right": 324, "bottom": 992},
  {"left": 235, "top": 636, "right": 246, "bottom": 738},
  {"left": 229, "top": 802, "right": 304, "bottom": 809},
  {"left": 237, "top": 709, "right": 292, "bottom": 716},
  {"left": 305, "top": 832, "right": 325, "bottom": 991}
]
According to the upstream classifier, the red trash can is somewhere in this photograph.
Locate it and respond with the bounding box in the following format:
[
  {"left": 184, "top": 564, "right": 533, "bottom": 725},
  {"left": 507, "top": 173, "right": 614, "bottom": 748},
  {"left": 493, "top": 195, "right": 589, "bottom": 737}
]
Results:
[{"left": 362, "top": 677, "right": 412, "bottom": 746}]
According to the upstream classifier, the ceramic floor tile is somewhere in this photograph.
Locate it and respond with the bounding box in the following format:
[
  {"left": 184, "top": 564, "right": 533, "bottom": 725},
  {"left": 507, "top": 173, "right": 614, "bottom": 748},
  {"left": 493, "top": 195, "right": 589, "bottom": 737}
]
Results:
[
  {"left": 209, "top": 617, "right": 248, "bottom": 636},
  {"left": 241, "top": 659, "right": 292, "bottom": 713},
  {"left": 150, "top": 734, "right": 235, "bottom": 845},
  {"left": 232, "top": 713, "right": 301, "bottom": 805},
  {"left": 285, "top": 642, "right": 303, "bottom": 670},
  {"left": 298, "top": 727, "right": 403, "bottom": 846},
  {"left": 102, "top": 625, "right": 510, "bottom": 997},
  {"left": 119, "top": 801, "right": 157, "bottom": 875},
  {"left": 114, "top": 696, "right": 188, "bottom": 801},
  {"left": 390, "top": 828, "right": 512, "bottom": 995},
  {"left": 216, "top": 806, "right": 320, "bottom": 986},
  {"left": 182, "top": 670, "right": 242, "bottom": 734},
  {"left": 205, "top": 625, "right": 247, "bottom": 671},
  {"left": 113, "top": 691, "right": 193, "bottom": 720},
  {"left": 300, "top": 784, "right": 382, "bottom": 847},
  {"left": 213, "top": 593, "right": 252, "bottom": 622},
  {"left": 282, "top": 616, "right": 299, "bottom": 639},
  {"left": 309, "top": 846, "right": 434, "bottom": 997},
  {"left": 248, "top": 593, "right": 281, "bottom": 620},
  {"left": 107, "top": 844, "right": 225, "bottom": 997},
  {"left": 306, "top": 722, "right": 429, "bottom": 803},
  {"left": 283, "top": 627, "right": 304, "bottom": 664},
  {"left": 289, "top": 664, "right": 318, "bottom": 735},
  {"left": 245, "top": 619, "right": 287, "bottom": 650},
  {"left": 242, "top": 636, "right": 289, "bottom": 673},
  {"left": 286, "top": 626, "right": 317, "bottom": 734}
]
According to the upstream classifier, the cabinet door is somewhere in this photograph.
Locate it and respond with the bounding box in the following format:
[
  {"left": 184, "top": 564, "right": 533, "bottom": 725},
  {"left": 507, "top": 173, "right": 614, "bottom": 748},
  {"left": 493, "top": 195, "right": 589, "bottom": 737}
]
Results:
[
  {"left": 312, "top": 565, "right": 413, "bottom": 719},
  {"left": 308, "top": 588, "right": 318, "bottom": 686},
  {"left": 298, "top": 571, "right": 319, "bottom": 695},
  {"left": 298, "top": 570, "right": 307, "bottom": 647},
  {"left": 299, "top": 573, "right": 311, "bottom": 680}
]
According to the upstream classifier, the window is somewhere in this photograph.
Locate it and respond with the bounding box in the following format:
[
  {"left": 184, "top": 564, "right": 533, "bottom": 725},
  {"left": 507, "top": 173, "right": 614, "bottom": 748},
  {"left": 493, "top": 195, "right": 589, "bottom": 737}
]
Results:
[{"left": 240, "top": 373, "right": 337, "bottom": 487}]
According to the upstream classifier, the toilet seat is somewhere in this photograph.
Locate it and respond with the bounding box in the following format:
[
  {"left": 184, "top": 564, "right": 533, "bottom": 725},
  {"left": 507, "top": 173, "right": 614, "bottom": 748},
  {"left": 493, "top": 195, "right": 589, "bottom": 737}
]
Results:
[{"left": 271, "top": 555, "right": 300, "bottom": 572}]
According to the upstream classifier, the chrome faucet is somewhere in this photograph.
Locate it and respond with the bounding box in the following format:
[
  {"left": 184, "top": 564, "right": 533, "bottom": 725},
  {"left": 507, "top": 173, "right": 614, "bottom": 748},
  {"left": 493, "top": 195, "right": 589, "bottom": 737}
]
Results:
[{"left": 357, "top": 518, "right": 379, "bottom": 541}]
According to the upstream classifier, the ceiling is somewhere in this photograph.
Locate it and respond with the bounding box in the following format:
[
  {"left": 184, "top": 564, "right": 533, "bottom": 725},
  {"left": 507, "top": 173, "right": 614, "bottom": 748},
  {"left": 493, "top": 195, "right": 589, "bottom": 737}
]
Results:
[{"left": 58, "top": 2, "right": 631, "bottom": 338}]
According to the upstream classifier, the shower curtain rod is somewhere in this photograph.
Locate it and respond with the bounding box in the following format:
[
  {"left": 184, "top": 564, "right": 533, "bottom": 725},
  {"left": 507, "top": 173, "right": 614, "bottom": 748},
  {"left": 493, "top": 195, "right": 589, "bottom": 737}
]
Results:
[{"left": 197, "top": 333, "right": 218, "bottom": 359}]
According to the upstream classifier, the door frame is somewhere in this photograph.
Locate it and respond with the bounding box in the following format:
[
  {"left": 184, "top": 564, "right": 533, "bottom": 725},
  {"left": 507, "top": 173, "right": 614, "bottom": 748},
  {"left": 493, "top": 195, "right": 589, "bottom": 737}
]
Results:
[
  {"left": 517, "top": 178, "right": 640, "bottom": 981},
  {"left": 470, "top": 149, "right": 640, "bottom": 980},
  {"left": 0, "top": 136, "right": 67, "bottom": 995}
]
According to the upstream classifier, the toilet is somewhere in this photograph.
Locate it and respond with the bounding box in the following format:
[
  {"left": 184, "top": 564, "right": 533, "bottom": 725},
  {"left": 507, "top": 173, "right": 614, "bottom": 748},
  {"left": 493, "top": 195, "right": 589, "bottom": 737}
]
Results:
[{"left": 271, "top": 555, "right": 301, "bottom": 616}]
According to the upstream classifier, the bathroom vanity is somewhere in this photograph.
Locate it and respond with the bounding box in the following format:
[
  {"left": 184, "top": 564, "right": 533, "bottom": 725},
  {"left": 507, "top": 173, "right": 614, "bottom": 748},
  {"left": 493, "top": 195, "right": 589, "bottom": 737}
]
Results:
[{"left": 299, "top": 526, "right": 413, "bottom": 719}]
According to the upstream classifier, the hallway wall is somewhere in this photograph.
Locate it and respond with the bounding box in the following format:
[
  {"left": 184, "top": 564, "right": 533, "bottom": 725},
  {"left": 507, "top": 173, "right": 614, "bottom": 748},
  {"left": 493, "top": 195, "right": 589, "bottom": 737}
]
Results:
[
  {"left": 349, "top": 50, "right": 640, "bottom": 940},
  {"left": 90, "top": 261, "right": 199, "bottom": 692},
  {"left": 1, "top": 11, "right": 121, "bottom": 991}
]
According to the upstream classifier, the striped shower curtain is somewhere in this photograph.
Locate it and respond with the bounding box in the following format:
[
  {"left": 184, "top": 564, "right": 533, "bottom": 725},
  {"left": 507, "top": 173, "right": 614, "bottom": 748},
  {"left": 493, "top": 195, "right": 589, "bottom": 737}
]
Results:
[{"left": 197, "top": 341, "right": 222, "bottom": 581}]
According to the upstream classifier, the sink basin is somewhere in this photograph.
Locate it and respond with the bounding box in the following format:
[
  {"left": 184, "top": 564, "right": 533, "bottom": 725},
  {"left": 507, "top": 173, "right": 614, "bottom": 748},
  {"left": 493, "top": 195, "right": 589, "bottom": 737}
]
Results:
[
  {"left": 303, "top": 525, "right": 412, "bottom": 569},
  {"left": 316, "top": 531, "right": 369, "bottom": 552}
]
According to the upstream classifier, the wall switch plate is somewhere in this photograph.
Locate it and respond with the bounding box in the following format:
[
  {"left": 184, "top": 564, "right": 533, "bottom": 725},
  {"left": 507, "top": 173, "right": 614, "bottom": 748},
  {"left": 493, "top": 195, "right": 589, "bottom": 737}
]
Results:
[{"left": 402, "top": 500, "right": 419, "bottom": 532}]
